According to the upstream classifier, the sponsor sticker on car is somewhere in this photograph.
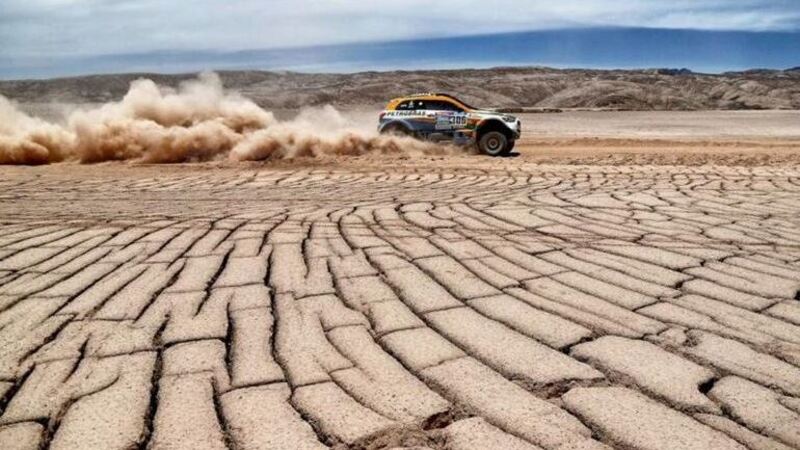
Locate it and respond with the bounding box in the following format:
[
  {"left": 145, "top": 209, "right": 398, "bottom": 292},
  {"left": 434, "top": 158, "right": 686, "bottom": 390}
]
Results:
[{"left": 435, "top": 113, "right": 468, "bottom": 130}]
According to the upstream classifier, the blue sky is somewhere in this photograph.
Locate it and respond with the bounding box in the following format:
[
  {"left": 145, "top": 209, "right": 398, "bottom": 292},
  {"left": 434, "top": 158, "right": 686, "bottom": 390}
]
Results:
[{"left": 1, "top": 0, "right": 799, "bottom": 78}]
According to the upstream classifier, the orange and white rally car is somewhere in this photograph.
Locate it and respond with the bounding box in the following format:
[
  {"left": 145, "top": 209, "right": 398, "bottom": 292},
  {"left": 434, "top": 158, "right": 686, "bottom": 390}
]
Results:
[{"left": 378, "top": 93, "right": 521, "bottom": 156}]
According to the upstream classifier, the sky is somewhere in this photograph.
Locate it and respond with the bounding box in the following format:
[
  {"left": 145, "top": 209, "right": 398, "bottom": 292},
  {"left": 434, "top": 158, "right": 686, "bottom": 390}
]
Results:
[{"left": 1, "top": 0, "right": 799, "bottom": 78}]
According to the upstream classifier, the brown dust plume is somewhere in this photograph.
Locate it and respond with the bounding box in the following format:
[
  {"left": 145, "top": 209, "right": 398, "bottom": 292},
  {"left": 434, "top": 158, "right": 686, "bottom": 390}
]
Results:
[{"left": 0, "top": 72, "right": 451, "bottom": 165}]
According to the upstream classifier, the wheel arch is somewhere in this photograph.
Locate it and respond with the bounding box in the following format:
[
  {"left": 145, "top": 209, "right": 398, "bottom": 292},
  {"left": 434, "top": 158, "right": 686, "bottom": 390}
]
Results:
[
  {"left": 476, "top": 119, "right": 514, "bottom": 141},
  {"left": 379, "top": 119, "right": 415, "bottom": 134}
]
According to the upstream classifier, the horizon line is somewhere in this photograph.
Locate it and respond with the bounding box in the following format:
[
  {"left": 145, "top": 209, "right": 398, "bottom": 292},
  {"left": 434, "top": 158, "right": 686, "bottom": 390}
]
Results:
[{"left": 2, "top": 26, "right": 799, "bottom": 81}]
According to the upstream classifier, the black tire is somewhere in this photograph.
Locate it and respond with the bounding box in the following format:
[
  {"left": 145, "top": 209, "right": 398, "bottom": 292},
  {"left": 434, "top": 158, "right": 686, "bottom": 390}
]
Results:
[
  {"left": 381, "top": 123, "right": 411, "bottom": 137},
  {"left": 478, "top": 131, "right": 509, "bottom": 156},
  {"left": 507, "top": 140, "right": 516, "bottom": 152}
]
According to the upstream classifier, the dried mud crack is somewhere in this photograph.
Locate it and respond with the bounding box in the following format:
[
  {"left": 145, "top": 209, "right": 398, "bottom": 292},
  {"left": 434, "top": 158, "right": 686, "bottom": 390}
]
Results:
[{"left": 0, "top": 162, "right": 799, "bottom": 450}]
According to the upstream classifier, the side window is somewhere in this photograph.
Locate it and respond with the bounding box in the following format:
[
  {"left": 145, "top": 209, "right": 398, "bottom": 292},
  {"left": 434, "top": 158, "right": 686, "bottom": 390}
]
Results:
[
  {"left": 394, "top": 99, "right": 467, "bottom": 112},
  {"left": 428, "top": 101, "right": 464, "bottom": 112},
  {"left": 396, "top": 100, "right": 427, "bottom": 111}
]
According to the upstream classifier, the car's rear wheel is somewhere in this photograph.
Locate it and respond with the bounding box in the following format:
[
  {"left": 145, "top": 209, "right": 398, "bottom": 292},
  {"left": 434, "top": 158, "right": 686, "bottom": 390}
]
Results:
[
  {"left": 478, "top": 131, "right": 509, "bottom": 156},
  {"left": 381, "top": 123, "right": 411, "bottom": 136}
]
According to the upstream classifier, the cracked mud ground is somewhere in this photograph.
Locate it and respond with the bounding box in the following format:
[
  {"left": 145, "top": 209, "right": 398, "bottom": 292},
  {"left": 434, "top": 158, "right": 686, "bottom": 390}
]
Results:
[{"left": 1, "top": 162, "right": 799, "bottom": 450}]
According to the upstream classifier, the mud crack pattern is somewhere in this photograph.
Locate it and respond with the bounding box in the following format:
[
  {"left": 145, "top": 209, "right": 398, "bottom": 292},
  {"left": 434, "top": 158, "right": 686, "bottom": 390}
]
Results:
[{"left": 0, "top": 164, "right": 799, "bottom": 450}]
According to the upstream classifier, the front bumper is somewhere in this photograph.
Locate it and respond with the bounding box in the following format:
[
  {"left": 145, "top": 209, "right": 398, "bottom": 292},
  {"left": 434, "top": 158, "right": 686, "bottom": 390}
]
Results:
[{"left": 511, "top": 119, "right": 522, "bottom": 140}]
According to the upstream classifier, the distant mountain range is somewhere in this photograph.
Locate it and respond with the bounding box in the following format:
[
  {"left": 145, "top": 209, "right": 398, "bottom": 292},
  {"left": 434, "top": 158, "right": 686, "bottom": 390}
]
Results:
[
  {"left": 2, "top": 66, "right": 799, "bottom": 111},
  {"left": 2, "top": 27, "right": 799, "bottom": 80}
]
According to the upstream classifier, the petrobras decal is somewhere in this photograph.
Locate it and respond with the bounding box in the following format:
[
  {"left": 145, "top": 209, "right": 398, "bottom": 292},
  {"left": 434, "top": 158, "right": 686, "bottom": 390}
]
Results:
[{"left": 384, "top": 111, "right": 423, "bottom": 118}]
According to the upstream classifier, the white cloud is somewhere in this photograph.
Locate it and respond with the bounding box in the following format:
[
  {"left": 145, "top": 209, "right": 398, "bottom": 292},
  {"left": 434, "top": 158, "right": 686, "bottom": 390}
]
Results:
[{"left": 0, "top": 0, "right": 797, "bottom": 59}]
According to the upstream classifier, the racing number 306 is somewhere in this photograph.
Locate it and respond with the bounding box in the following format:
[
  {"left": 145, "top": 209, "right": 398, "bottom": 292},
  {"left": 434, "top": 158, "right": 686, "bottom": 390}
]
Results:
[{"left": 437, "top": 114, "right": 467, "bottom": 130}]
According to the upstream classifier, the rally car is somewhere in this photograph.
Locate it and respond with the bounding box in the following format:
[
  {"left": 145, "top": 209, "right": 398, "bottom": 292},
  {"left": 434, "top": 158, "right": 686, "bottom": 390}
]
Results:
[{"left": 378, "top": 93, "right": 521, "bottom": 156}]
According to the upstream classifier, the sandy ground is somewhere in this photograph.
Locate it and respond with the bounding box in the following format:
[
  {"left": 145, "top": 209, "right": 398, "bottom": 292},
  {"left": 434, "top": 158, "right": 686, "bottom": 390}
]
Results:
[
  {"left": 1, "top": 111, "right": 800, "bottom": 450},
  {"left": 508, "top": 111, "right": 800, "bottom": 167},
  {"left": 520, "top": 111, "right": 800, "bottom": 139},
  {"left": 284, "top": 110, "right": 800, "bottom": 168}
]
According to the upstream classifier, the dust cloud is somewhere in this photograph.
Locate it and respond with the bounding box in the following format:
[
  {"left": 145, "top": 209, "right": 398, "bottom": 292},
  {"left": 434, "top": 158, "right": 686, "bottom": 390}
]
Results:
[{"left": 0, "top": 72, "right": 450, "bottom": 165}]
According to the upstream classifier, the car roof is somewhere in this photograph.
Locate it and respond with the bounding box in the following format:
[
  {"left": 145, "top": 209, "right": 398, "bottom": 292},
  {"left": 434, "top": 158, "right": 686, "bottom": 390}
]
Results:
[{"left": 386, "top": 93, "right": 477, "bottom": 111}]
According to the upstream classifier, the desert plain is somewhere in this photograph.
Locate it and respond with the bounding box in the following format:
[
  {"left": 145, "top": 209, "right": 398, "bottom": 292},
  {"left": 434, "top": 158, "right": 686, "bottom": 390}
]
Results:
[{"left": 1, "top": 82, "right": 800, "bottom": 450}]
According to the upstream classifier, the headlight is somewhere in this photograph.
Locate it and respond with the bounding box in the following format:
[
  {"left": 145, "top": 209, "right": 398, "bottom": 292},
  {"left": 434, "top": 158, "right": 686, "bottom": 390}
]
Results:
[{"left": 502, "top": 115, "right": 516, "bottom": 123}]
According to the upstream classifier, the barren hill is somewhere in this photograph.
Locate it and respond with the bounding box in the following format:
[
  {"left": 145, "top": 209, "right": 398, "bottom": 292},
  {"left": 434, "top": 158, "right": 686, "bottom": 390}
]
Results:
[{"left": 2, "top": 66, "right": 799, "bottom": 111}]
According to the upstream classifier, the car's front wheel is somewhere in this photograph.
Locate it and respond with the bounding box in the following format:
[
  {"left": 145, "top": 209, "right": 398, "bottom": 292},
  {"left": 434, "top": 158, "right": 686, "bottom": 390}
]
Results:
[{"left": 478, "top": 131, "right": 510, "bottom": 156}]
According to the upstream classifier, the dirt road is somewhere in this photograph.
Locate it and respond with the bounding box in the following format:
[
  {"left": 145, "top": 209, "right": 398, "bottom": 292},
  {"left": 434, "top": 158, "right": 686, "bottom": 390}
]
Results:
[{"left": 1, "top": 157, "right": 799, "bottom": 450}]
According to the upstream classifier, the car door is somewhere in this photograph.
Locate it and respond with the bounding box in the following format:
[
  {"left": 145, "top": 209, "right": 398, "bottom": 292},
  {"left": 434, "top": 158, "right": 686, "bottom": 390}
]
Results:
[
  {"left": 397, "top": 100, "right": 435, "bottom": 137},
  {"left": 429, "top": 100, "right": 467, "bottom": 138}
]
